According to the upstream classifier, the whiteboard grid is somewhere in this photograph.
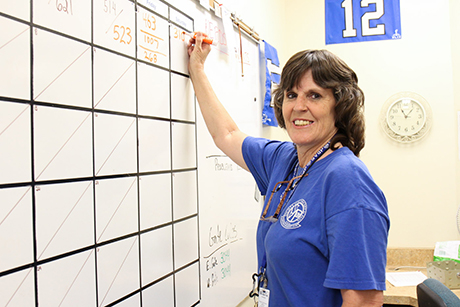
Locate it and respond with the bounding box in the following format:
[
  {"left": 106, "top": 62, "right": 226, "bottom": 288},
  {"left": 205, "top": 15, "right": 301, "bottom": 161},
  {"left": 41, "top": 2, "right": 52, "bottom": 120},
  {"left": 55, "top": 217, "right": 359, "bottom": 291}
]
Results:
[{"left": 0, "top": 1, "right": 200, "bottom": 306}]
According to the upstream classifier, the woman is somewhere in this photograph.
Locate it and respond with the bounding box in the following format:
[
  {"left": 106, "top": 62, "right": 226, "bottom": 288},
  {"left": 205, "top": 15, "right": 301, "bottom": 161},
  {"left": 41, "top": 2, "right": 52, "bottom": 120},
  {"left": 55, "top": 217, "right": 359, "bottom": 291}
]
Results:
[{"left": 188, "top": 33, "right": 389, "bottom": 307}]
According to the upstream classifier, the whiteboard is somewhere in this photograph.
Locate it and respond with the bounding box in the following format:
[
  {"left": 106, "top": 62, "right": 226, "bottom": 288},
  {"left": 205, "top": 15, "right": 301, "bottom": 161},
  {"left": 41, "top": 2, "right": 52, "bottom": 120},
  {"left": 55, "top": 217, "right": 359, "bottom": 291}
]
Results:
[
  {"left": 0, "top": 1, "right": 262, "bottom": 306},
  {"left": 192, "top": 7, "right": 263, "bottom": 307}
]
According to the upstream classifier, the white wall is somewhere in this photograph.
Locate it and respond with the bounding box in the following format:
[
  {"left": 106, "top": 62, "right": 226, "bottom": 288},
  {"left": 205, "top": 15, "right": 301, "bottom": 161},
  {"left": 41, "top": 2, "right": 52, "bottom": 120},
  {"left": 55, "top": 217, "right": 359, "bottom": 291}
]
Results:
[
  {"left": 451, "top": 1, "right": 460, "bottom": 241},
  {"left": 222, "top": 0, "right": 460, "bottom": 248}
]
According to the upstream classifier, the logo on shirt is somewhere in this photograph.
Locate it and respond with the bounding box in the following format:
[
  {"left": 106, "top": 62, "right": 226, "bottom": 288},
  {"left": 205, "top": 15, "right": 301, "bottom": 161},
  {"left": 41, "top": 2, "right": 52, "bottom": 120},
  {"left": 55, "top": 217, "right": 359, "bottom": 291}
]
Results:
[{"left": 280, "top": 199, "right": 307, "bottom": 229}]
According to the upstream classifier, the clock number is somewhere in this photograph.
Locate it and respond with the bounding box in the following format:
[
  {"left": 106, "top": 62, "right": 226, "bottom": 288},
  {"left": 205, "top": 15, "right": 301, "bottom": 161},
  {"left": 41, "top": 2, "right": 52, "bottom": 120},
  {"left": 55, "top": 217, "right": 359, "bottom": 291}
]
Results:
[{"left": 341, "top": 0, "right": 385, "bottom": 38}]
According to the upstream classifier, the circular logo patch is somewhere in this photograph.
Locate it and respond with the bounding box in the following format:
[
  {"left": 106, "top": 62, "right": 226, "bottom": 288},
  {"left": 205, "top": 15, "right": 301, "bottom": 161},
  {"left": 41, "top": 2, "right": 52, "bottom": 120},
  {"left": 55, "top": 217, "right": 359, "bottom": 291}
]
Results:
[{"left": 280, "top": 199, "right": 307, "bottom": 229}]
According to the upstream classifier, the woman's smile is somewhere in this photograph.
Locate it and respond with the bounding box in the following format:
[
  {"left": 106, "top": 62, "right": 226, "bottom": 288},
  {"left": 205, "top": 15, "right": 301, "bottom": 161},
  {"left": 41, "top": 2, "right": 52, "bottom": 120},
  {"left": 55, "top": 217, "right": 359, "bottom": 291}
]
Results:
[{"left": 293, "top": 119, "right": 314, "bottom": 127}]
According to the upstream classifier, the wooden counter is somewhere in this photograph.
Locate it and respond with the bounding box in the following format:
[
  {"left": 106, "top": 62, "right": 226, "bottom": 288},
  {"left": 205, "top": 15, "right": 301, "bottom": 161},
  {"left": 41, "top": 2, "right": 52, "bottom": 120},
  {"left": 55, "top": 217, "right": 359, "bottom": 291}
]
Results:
[{"left": 384, "top": 248, "right": 460, "bottom": 306}]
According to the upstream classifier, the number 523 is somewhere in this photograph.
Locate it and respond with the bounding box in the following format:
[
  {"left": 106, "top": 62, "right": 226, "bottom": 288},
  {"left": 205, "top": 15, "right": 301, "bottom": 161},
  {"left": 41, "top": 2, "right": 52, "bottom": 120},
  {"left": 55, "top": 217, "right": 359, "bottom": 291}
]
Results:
[{"left": 113, "top": 25, "right": 132, "bottom": 44}]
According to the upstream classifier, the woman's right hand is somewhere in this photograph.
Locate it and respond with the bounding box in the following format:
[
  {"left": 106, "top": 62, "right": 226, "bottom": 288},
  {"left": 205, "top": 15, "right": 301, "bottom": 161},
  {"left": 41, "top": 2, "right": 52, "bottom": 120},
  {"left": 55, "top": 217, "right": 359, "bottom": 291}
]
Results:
[
  {"left": 187, "top": 32, "right": 212, "bottom": 76},
  {"left": 186, "top": 31, "right": 249, "bottom": 171}
]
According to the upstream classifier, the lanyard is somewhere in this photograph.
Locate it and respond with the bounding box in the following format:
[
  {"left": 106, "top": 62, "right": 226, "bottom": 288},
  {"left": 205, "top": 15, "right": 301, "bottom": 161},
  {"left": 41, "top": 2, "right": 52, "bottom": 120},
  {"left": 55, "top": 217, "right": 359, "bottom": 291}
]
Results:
[
  {"left": 260, "top": 141, "right": 331, "bottom": 223},
  {"left": 254, "top": 141, "right": 332, "bottom": 294},
  {"left": 280, "top": 141, "right": 331, "bottom": 205}
]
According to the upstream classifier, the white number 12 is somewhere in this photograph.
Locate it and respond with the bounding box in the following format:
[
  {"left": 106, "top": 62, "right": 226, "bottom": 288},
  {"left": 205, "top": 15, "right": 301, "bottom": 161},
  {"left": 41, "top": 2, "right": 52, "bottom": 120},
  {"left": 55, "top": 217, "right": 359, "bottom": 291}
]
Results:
[{"left": 341, "top": 0, "right": 385, "bottom": 38}]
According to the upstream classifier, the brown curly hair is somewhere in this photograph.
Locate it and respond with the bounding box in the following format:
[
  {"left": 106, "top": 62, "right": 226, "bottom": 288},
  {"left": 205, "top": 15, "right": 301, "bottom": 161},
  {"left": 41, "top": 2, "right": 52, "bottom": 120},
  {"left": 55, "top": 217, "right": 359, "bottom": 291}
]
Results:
[{"left": 272, "top": 50, "right": 365, "bottom": 156}]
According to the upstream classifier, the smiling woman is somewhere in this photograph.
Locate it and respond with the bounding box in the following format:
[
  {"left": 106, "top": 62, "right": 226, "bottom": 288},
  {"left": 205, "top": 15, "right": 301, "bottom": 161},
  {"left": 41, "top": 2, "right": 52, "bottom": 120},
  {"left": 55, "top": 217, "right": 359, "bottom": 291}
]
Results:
[
  {"left": 273, "top": 49, "right": 366, "bottom": 158},
  {"left": 188, "top": 34, "right": 389, "bottom": 307}
]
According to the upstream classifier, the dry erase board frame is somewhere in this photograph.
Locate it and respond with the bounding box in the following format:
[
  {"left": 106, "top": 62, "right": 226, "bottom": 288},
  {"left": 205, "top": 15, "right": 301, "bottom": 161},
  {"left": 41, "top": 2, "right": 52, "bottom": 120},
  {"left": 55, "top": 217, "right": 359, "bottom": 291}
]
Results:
[{"left": 0, "top": 0, "right": 201, "bottom": 306}]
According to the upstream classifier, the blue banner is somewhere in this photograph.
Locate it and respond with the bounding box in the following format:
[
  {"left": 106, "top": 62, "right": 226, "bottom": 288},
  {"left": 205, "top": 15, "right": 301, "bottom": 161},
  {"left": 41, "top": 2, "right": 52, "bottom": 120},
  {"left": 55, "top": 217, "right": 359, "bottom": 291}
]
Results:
[
  {"left": 325, "top": 0, "right": 401, "bottom": 45},
  {"left": 261, "top": 41, "right": 280, "bottom": 127}
]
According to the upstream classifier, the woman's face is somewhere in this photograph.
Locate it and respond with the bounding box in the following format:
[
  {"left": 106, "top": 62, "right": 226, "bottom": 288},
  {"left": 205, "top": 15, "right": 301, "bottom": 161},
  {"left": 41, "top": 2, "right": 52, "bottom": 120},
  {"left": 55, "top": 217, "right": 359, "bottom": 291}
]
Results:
[{"left": 282, "top": 70, "right": 337, "bottom": 153}]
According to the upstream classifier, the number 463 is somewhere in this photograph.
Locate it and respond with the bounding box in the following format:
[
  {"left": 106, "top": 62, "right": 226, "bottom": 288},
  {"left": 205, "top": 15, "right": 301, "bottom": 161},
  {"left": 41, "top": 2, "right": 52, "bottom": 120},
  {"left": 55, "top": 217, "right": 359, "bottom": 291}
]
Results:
[{"left": 342, "top": 0, "right": 385, "bottom": 37}]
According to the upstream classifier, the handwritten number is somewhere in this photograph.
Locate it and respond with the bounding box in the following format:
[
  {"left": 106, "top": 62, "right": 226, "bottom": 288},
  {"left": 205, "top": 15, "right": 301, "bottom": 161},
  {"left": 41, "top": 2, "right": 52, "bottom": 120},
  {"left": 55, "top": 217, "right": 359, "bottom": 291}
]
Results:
[
  {"left": 126, "top": 27, "right": 132, "bottom": 44},
  {"left": 120, "top": 26, "right": 126, "bottom": 44},
  {"left": 143, "top": 13, "right": 156, "bottom": 31},
  {"left": 55, "top": 0, "right": 73, "bottom": 15},
  {"left": 144, "top": 51, "right": 157, "bottom": 63},
  {"left": 143, "top": 35, "right": 158, "bottom": 48},
  {"left": 113, "top": 25, "right": 120, "bottom": 41},
  {"left": 151, "top": 16, "right": 156, "bottom": 30},
  {"left": 173, "top": 27, "right": 186, "bottom": 41},
  {"left": 113, "top": 25, "right": 132, "bottom": 45},
  {"left": 104, "top": 0, "right": 116, "bottom": 14}
]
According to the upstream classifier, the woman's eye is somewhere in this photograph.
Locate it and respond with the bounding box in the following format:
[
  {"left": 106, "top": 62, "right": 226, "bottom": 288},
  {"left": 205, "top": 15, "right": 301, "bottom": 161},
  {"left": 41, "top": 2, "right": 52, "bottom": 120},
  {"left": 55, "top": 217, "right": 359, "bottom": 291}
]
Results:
[
  {"left": 286, "top": 92, "right": 297, "bottom": 99},
  {"left": 310, "top": 93, "right": 321, "bottom": 99}
]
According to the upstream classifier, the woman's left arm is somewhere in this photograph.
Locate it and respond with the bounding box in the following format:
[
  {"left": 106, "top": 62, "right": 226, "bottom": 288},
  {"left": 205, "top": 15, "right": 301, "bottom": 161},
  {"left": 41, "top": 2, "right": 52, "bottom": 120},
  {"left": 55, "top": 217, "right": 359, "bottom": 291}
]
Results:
[{"left": 341, "top": 289, "right": 383, "bottom": 307}]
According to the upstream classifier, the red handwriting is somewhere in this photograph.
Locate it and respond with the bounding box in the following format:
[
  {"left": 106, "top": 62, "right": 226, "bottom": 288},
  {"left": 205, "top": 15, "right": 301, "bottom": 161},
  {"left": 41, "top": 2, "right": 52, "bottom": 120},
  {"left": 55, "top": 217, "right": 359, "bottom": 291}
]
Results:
[
  {"left": 53, "top": 0, "right": 73, "bottom": 15},
  {"left": 204, "top": 19, "right": 227, "bottom": 46}
]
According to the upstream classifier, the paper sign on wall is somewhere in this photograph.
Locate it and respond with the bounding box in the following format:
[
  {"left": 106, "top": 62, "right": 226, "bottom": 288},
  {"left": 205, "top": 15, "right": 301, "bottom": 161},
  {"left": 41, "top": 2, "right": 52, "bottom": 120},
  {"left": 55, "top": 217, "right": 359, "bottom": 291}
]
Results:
[{"left": 325, "top": 0, "right": 402, "bottom": 45}]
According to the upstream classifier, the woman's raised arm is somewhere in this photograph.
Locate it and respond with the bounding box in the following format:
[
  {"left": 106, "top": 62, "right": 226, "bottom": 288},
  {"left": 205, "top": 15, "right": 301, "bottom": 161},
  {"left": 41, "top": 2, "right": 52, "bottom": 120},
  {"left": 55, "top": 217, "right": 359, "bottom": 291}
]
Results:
[{"left": 187, "top": 32, "right": 248, "bottom": 171}]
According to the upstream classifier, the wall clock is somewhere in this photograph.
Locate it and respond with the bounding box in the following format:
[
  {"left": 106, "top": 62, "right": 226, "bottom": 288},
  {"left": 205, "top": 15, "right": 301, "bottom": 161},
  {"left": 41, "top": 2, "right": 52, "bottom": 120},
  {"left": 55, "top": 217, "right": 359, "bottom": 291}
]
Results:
[{"left": 380, "top": 92, "right": 433, "bottom": 143}]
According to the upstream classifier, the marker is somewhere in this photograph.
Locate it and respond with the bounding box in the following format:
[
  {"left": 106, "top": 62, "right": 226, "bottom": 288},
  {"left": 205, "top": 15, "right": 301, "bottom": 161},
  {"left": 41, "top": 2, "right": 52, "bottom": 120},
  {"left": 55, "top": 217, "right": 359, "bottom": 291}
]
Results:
[{"left": 183, "top": 31, "right": 214, "bottom": 45}]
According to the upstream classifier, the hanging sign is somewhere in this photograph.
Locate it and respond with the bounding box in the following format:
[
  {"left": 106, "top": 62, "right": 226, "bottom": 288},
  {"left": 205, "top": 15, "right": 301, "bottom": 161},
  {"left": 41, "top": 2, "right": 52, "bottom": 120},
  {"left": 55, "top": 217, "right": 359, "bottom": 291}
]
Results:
[
  {"left": 261, "top": 41, "right": 280, "bottom": 127},
  {"left": 325, "top": 0, "right": 401, "bottom": 45}
]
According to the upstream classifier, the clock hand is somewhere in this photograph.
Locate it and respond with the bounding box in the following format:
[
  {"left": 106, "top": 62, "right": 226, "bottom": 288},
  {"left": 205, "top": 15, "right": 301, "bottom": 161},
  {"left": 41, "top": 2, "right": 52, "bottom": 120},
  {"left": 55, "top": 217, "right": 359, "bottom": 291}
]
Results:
[
  {"left": 401, "top": 109, "right": 408, "bottom": 119},
  {"left": 401, "top": 107, "right": 414, "bottom": 119}
]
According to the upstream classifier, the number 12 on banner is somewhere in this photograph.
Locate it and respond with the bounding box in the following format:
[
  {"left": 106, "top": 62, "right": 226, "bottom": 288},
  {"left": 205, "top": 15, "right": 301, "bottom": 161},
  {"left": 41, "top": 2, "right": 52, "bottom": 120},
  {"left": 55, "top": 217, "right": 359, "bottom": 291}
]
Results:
[{"left": 325, "top": 0, "right": 401, "bottom": 45}]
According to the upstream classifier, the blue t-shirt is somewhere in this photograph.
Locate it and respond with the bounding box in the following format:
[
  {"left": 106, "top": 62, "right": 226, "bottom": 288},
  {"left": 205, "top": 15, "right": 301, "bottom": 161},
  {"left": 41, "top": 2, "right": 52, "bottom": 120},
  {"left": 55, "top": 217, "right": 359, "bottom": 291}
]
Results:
[{"left": 242, "top": 137, "right": 389, "bottom": 307}]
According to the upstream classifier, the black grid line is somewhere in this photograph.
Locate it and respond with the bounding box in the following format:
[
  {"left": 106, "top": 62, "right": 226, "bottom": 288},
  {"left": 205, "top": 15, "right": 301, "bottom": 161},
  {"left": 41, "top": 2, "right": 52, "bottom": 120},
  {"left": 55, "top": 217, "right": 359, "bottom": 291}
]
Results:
[{"left": 0, "top": 1, "right": 200, "bottom": 306}]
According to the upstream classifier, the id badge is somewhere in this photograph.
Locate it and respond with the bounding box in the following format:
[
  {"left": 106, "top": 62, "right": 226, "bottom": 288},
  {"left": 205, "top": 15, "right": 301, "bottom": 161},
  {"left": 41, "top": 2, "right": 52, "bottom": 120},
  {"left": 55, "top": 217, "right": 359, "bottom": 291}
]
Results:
[{"left": 258, "top": 287, "right": 270, "bottom": 307}]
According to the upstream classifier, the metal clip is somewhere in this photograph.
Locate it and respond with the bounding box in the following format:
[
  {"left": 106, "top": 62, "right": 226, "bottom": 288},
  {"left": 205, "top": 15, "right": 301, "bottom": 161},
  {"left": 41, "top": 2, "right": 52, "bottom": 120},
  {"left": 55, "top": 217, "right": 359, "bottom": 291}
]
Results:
[
  {"left": 249, "top": 268, "right": 268, "bottom": 300},
  {"left": 260, "top": 268, "right": 268, "bottom": 288},
  {"left": 249, "top": 272, "right": 261, "bottom": 298}
]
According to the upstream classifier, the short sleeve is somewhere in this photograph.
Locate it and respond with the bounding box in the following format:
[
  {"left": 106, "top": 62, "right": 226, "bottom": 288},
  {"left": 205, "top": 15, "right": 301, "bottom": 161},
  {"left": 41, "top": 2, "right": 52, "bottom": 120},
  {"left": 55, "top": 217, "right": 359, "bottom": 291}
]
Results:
[
  {"left": 242, "top": 137, "right": 296, "bottom": 195},
  {"left": 324, "top": 208, "right": 389, "bottom": 290},
  {"left": 319, "top": 152, "right": 390, "bottom": 291}
]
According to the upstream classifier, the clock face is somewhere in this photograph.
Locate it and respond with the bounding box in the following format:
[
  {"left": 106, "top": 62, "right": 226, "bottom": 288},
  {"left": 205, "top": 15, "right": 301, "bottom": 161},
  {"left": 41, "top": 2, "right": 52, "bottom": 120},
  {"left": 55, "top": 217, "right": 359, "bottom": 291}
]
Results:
[
  {"left": 386, "top": 99, "right": 426, "bottom": 136},
  {"left": 380, "top": 92, "right": 432, "bottom": 143}
]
